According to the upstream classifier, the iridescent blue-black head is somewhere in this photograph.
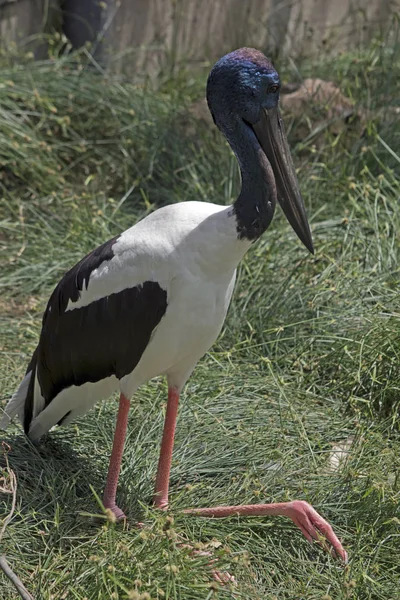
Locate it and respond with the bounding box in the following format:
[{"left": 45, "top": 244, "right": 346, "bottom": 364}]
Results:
[
  {"left": 207, "top": 48, "right": 281, "bottom": 125},
  {"left": 207, "top": 48, "right": 313, "bottom": 253}
]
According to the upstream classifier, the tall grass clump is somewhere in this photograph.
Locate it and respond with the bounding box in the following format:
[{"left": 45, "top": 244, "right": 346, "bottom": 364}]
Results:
[{"left": 1, "top": 27, "right": 400, "bottom": 600}]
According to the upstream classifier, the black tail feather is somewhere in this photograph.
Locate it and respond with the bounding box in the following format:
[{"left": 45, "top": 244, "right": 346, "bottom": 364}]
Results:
[{"left": 23, "top": 348, "right": 38, "bottom": 435}]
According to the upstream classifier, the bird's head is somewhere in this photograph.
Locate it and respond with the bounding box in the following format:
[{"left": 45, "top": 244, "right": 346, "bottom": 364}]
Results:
[
  {"left": 207, "top": 48, "right": 280, "bottom": 124},
  {"left": 207, "top": 48, "right": 313, "bottom": 253}
]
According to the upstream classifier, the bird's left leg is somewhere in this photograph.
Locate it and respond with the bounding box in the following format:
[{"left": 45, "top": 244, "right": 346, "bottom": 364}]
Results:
[
  {"left": 153, "top": 386, "right": 180, "bottom": 509},
  {"left": 103, "top": 393, "right": 130, "bottom": 520}
]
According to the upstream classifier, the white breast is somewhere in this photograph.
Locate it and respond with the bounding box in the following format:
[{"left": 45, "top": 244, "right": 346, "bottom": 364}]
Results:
[
  {"left": 114, "top": 202, "right": 246, "bottom": 394},
  {"left": 121, "top": 268, "right": 237, "bottom": 396}
]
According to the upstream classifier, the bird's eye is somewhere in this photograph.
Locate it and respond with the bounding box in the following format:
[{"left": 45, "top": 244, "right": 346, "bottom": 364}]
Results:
[{"left": 268, "top": 84, "right": 279, "bottom": 94}]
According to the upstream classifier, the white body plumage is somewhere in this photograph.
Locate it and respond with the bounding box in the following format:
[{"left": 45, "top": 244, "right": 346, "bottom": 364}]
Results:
[{"left": 1, "top": 201, "right": 251, "bottom": 439}]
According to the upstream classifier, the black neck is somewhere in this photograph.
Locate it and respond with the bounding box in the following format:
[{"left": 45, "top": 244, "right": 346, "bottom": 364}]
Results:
[{"left": 223, "top": 117, "right": 276, "bottom": 240}]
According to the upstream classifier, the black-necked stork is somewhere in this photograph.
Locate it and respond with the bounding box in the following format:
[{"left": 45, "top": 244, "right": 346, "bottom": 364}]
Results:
[{"left": 1, "top": 48, "right": 346, "bottom": 561}]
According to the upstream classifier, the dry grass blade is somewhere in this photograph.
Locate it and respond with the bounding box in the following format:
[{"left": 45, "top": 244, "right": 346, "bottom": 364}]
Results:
[
  {"left": 0, "top": 443, "right": 35, "bottom": 600},
  {"left": 0, "top": 557, "right": 34, "bottom": 600},
  {"left": 0, "top": 443, "right": 17, "bottom": 544}
]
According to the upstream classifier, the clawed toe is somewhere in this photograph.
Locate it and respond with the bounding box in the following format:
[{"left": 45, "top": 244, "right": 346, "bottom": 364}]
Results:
[{"left": 287, "top": 500, "right": 347, "bottom": 562}]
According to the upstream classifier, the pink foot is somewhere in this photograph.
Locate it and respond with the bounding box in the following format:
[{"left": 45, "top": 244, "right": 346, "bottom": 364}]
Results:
[
  {"left": 103, "top": 502, "right": 127, "bottom": 522},
  {"left": 286, "top": 500, "right": 348, "bottom": 562}
]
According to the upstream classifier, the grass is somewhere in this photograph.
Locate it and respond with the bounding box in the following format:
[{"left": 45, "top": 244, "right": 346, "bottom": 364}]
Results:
[{"left": 1, "top": 29, "right": 400, "bottom": 599}]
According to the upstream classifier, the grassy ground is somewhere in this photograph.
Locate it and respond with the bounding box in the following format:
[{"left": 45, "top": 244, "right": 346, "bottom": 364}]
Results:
[{"left": 1, "top": 31, "right": 400, "bottom": 599}]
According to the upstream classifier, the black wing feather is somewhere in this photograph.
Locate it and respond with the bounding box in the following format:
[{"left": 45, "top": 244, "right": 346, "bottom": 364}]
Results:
[{"left": 23, "top": 237, "right": 167, "bottom": 432}]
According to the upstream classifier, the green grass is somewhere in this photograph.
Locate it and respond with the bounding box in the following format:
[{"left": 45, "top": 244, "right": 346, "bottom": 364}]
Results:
[{"left": 1, "top": 31, "right": 400, "bottom": 599}]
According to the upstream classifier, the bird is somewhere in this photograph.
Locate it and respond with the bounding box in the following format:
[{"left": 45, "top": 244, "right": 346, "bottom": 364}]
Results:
[{"left": 1, "top": 48, "right": 346, "bottom": 562}]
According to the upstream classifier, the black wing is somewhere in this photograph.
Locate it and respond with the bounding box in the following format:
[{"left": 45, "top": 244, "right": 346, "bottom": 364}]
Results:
[{"left": 23, "top": 237, "right": 167, "bottom": 432}]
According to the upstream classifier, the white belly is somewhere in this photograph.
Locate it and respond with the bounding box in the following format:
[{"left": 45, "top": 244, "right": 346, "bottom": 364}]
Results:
[{"left": 120, "top": 269, "right": 237, "bottom": 395}]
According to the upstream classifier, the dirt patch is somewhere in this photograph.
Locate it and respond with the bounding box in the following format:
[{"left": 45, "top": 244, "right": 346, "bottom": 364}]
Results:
[
  {"left": 0, "top": 296, "right": 40, "bottom": 317},
  {"left": 280, "top": 78, "right": 355, "bottom": 120}
]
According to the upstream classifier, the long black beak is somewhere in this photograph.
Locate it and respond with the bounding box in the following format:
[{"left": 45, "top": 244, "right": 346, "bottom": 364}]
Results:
[{"left": 251, "top": 106, "right": 314, "bottom": 253}]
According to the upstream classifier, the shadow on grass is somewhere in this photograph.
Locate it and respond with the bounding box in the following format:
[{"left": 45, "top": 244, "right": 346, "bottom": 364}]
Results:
[{"left": 0, "top": 431, "right": 148, "bottom": 530}]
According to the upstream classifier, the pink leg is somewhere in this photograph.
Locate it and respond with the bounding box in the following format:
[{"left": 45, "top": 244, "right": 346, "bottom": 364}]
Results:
[
  {"left": 153, "top": 387, "right": 180, "bottom": 509},
  {"left": 153, "top": 389, "right": 233, "bottom": 582},
  {"left": 151, "top": 387, "right": 347, "bottom": 563},
  {"left": 183, "top": 500, "right": 347, "bottom": 562},
  {"left": 103, "top": 393, "right": 130, "bottom": 520}
]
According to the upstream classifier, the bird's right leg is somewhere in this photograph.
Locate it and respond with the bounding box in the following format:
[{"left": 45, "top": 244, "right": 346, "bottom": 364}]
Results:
[
  {"left": 153, "top": 386, "right": 180, "bottom": 509},
  {"left": 103, "top": 393, "right": 130, "bottom": 520},
  {"left": 152, "top": 387, "right": 234, "bottom": 584}
]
